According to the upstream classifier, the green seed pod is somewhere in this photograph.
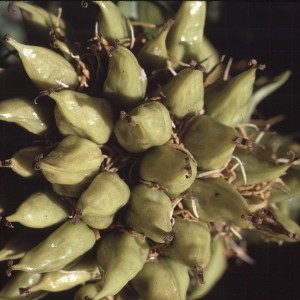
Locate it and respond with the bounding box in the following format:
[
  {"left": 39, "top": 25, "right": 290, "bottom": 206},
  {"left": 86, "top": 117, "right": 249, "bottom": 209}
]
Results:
[
  {"left": 124, "top": 184, "right": 173, "bottom": 243},
  {"left": 103, "top": 45, "right": 147, "bottom": 109},
  {"left": 0, "top": 97, "right": 52, "bottom": 135},
  {"left": 184, "top": 178, "right": 253, "bottom": 228},
  {"left": 93, "top": 231, "right": 150, "bottom": 299},
  {"left": 155, "top": 66, "right": 204, "bottom": 119},
  {"left": 54, "top": 105, "right": 78, "bottom": 136},
  {"left": 0, "top": 228, "right": 50, "bottom": 262},
  {"left": 232, "top": 147, "right": 292, "bottom": 185},
  {"left": 115, "top": 286, "right": 139, "bottom": 300},
  {"left": 253, "top": 206, "right": 300, "bottom": 243},
  {"left": 94, "top": 1, "right": 131, "bottom": 43},
  {"left": 1, "top": 145, "right": 45, "bottom": 178},
  {"left": 75, "top": 171, "right": 130, "bottom": 229},
  {"left": 137, "top": 19, "right": 174, "bottom": 72},
  {"left": 3, "top": 34, "right": 78, "bottom": 91},
  {"left": 13, "top": 1, "right": 68, "bottom": 39},
  {"left": 183, "top": 115, "right": 237, "bottom": 171},
  {"left": 5, "top": 189, "right": 69, "bottom": 228},
  {"left": 131, "top": 256, "right": 190, "bottom": 300},
  {"left": 39, "top": 135, "right": 103, "bottom": 185},
  {"left": 139, "top": 144, "right": 197, "bottom": 197},
  {"left": 11, "top": 220, "right": 96, "bottom": 273},
  {"left": 113, "top": 101, "right": 172, "bottom": 153},
  {"left": 166, "top": 1, "right": 206, "bottom": 67},
  {"left": 20, "top": 257, "right": 100, "bottom": 294},
  {"left": 0, "top": 271, "right": 48, "bottom": 300},
  {"left": 161, "top": 217, "right": 211, "bottom": 270},
  {"left": 188, "top": 238, "right": 227, "bottom": 300},
  {"left": 204, "top": 66, "right": 257, "bottom": 127},
  {"left": 73, "top": 283, "right": 101, "bottom": 300},
  {"left": 50, "top": 90, "right": 114, "bottom": 144}
]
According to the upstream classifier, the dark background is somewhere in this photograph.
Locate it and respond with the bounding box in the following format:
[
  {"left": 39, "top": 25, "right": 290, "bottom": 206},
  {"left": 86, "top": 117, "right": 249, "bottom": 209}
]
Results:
[{"left": 1, "top": 2, "right": 300, "bottom": 300}]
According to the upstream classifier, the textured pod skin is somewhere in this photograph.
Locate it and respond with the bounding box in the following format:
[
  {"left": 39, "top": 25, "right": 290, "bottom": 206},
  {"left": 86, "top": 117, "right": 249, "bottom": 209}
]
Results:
[
  {"left": 124, "top": 184, "right": 173, "bottom": 243},
  {"left": 9, "top": 145, "right": 45, "bottom": 178},
  {"left": 39, "top": 135, "right": 103, "bottom": 185},
  {"left": 73, "top": 283, "right": 100, "bottom": 300},
  {"left": 131, "top": 256, "right": 189, "bottom": 300},
  {"left": 188, "top": 238, "right": 227, "bottom": 300},
  {"left": 5, "top": 189, "right": 69, "bottom": 228},
  {"left": 157, "top": 67, "right": 204, "bottom": 119},
  {"left": 114, "top": 101, "right": 173, "bottom": 153},
  {"left": 0, "top": 271, "right": 47, "bottom": 300},
  {"left": 76, "top": 171, "right": 130, "bottom": 229},
  {"left": 183, "top": 115, "right": 237, "bottom": 171},
  {"left": 50, "top": 90, "right": 114, "bottom": 144},
  {"left": 184, "top": 178, "right": 253, "bottom": 228},
  {"left": 23, "top": 257, "right": 101, "bottom": 293},
  {"left": 166, "top": 1, "right": 206, "bottom": 66},
  {"left": 0, "top": 97, "right": 52, "bottom": 135},
  {"left": 139, "top": 144, "right": 197, "bottom": 197},
  {"left": 204, "top": 67, "right": 256, "bottom": 127},
  {"left": 11, "top": 220, "right": 96, "bottom": 273},
  {"left": 94, "top": 1, "right": 131, "bottom": 42},
  {"left": 161, "top": 217, "right": 211, "bottom": 269},
  {"left": 103, "top": 45, "right": 147, "bottom": 109},
  {"left": 232, "top": 147, "right": 292, "bottom": 185},
  {"left": 93, "top": 231, "right": 150, "bottom": 299},
  {"left": 3, "top": 35, "right": 78, "bottom": 91}
]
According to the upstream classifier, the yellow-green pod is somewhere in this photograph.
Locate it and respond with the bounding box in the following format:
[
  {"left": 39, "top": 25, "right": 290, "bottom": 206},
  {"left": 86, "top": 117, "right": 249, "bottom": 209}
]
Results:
[
  {"left": 51, "top": 181, "right": 91, "bottom": 198},
  {"left": 204, "top": 66, "right": 257, "bottom": 127},
  {"left": 113, "top": 101, "right": 173, "bottom": 153},
  {"left": 3, "top": 34, "right": 78, "bottom": 91},
  {"left": 232, "top": 147, "right": 292, "bottom": 185},
  {"left": 131, "top": 256, "right": 190, "bottom": 300},
  {"left": 103, "top": 45, "right": 147, "bottom": 109},
  {"left": 73, "top": 283, "right": 101, "bottom": 300},
  {"left": 94, "top": 1, "right": 131, "bottom": 43},
  {"left": 188, "top": 238, "right": 227, "bottom": 299},
  {"left": 5, "top": 189, "right": 69, "bottom": 228},
  {"left": 183, "top": 115, "right": 237, "bottom": 171},
  {"left": 54, "top": 105, "right": 78, "bottom": 136},
  {"left": 166, "top": 1, "right": 206, "bottom": 67},
  {"left": 13, "top": 1, "right": 68, "bottom": 38},
  {"left": 154, "top": 66, "right": 204, "bottom": 120},
  {"left": 0, "top": 97, "right": 53, "bottom": 135},
  {"left": 75, "top": 171, "right": 130, "bottom": 229},
  {"left": 253, "top": 206, "right": 300, "bottom": 243},
  {"left": 139, "top": 144, "right": 197, "bottom": 197},
  {"left": 124, "top": 184, "right": 173, "bottom": 243},
  {"left": 161, "top": 217, "right": 211, "bottom": 270},
  {"left": 39, "top": 135, "right": 103, "bottom": 185},
  {"left": 137, "top": 19, "right": 174, "bottom": 72},
  {"left": 0, "top": 228, "right": 50, "bottom": 262},
  {"left": 20, "top": 257, "right": 101, "bottom": 294},
  {"left": 11, "top": 220, "right": 96, "bottom": 273},
  {"left": 184, "top": 178, "right": 253, "bottom": 228},
  {"left": 0, "top": 271, "right": 48, "bottom": 300},
  {"left": 50, "top": 90, "right": 114, "bottom": 144},
  {"left": 1, "top": 145, "right": 45, "bottom": 178},
  {"left": 93, "top": 231, "right": 150, "bottom": 299}
]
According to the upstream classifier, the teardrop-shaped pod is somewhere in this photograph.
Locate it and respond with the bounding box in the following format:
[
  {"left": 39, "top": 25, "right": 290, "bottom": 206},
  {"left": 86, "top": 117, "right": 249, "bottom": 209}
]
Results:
[
  {"left": 5, "top": 189, "right": 69, "bottom": 228},
  {"left": 50, "top": 89, "right": 114, "bottom": 144},
  {"left": 39, "top": 135, "right": 103, "bottom": 185},
  {"left": 0, "top": 97, "right": 53, "bottom": 135},
  {"left": 139, "top": 144, "right": 197, "bottom": 197},
  {"left": 3, "top": 35, "right": 78, "bottom": 90},
  {"left": 114, "top": 101, "right": 172, "bottom": 153},
  {"left": 124, "top": 184, "right": 173, "bottom": 243},
  {"left": 103, "top": 45, "right": 147, "bottom": 109}
]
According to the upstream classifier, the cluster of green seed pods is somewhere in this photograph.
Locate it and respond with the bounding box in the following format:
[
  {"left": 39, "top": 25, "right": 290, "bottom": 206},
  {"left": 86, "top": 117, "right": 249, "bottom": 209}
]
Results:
[{"left": 0, "top": 1, "right": 299, "bottom": 299}]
